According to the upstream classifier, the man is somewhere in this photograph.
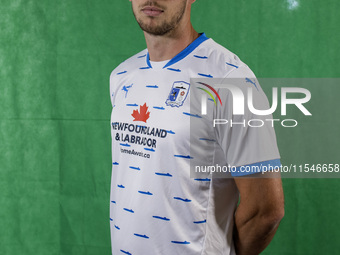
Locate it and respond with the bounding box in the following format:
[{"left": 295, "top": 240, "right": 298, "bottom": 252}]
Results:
[{"left": 109, "top": 0, "right": 284, "bottom": 254}]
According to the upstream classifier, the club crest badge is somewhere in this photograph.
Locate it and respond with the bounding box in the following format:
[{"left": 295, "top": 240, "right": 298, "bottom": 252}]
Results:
[{"left": 165, "top": 81, "right": 190, "bottom": 107}]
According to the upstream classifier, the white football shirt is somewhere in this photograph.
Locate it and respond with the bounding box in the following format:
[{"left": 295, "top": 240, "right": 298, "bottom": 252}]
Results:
[{"left": 109, "top": 33, "right": 280, "bottom": 255}]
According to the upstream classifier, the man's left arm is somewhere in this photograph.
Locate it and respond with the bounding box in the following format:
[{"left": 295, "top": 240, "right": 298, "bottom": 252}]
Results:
[{"left": 233, "top": 172, "right": 284, "bottom": 255}]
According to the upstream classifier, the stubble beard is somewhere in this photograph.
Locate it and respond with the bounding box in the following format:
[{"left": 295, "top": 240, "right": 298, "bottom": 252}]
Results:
[{"left": 133, "top": 1, "right": 187, "bottom": 36}]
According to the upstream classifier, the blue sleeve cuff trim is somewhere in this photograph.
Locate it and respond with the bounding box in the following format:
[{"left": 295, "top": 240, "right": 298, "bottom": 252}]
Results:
[{"left": 231, "top": 159, "right": 281, "bottom": 177}]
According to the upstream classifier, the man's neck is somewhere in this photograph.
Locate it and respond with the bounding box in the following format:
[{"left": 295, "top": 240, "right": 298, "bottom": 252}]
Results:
[{"left": 144, "top": 23, "right": 199, "bottom": 62}]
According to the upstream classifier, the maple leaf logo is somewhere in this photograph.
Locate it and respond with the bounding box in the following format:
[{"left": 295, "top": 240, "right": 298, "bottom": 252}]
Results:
[{"left": 131, "top": 103, "right": 150, "bottom": 123}]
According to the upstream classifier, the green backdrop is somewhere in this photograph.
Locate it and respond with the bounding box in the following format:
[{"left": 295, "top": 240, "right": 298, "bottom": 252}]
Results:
[{"left": 0, "top": 0, "right": 339, "bottom": 254}]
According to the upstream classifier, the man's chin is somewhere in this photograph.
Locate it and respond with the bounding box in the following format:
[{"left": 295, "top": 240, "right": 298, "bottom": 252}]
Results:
[{"left": 139, "top": 24, "right": 171, "bottom": 36}]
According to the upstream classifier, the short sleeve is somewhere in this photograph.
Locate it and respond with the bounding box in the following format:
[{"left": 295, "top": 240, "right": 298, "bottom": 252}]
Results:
[
  {"left": 109, "top": 70, "right": 117, "bottom": 107},
  {"left": 214, "top": 65, "right": 281, "bottom": 176},
  {"left": 109, "top": 66, "right": 124, "bottom": 108}
]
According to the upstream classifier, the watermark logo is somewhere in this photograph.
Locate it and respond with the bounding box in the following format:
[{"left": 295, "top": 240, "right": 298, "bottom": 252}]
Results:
[
  {"left": 193, "top": 78, "right": 312, "bottom": 128},
  {"left": 196, "top": 82, "right": 223, "bottom": 111},
  {"left": 200, "top": 84, "right": 311, "bottom": 116}
]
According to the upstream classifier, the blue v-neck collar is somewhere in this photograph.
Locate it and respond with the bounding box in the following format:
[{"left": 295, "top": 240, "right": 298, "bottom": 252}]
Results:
[{"left": 146, "top": 33, "right": 209, "bottom": 69}]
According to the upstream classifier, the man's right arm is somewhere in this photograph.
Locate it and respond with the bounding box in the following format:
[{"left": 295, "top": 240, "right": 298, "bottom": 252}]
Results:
[{"left": 233, "top": 172, "right": 284, "bottom": 255}]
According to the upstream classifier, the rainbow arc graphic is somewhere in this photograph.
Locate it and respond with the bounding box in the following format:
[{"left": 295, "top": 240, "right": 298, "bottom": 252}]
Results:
[{"left": 197, "top": 82, "right": 222, "bottom": 106}]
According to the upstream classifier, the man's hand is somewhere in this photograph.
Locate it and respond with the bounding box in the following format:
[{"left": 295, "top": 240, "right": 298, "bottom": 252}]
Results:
[{"left": 234, "top": 172, "right": 284, "bottom": 255}]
